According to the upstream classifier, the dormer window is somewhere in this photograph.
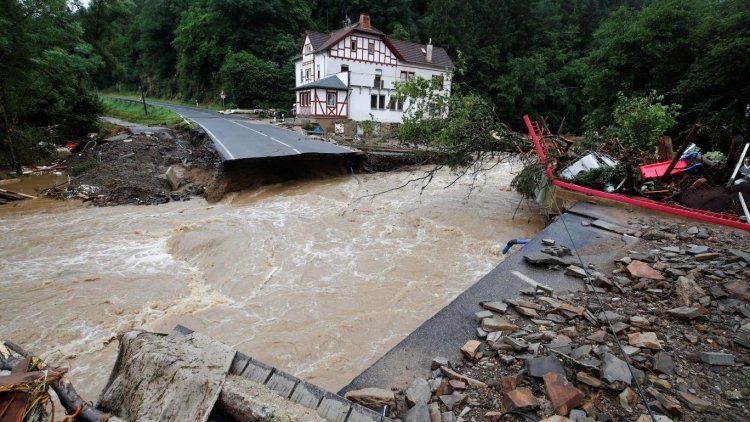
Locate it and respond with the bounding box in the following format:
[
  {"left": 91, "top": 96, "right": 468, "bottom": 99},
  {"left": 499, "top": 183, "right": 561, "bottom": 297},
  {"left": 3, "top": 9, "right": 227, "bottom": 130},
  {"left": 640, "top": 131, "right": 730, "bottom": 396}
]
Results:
[
  {"left": 305, "top": 44, "right": 312, "bottom": 54},
  {"left": 351, "top": 40, "right": 357, "bottom": 52}
]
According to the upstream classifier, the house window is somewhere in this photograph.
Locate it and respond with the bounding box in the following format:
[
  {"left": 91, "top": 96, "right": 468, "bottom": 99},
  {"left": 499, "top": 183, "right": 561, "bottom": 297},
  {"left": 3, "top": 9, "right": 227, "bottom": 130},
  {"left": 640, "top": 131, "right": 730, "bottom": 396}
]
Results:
[
  {"left": 305, "top": 69, "right": 310, "bottom": 81},
  {"left": 389, "top": 96, "right": 403, "bottom": 111},
  {"left": 351, "top": 40, "right": 357, "bottom": 51},
  {"left": 400, "top": 71, "right": 415, "bottom": 80},
  {"left": 368, "top": 42, "right": 374, "bottom": 55},
  {"left": 299, "top": 92, "right": 310, "bottom": 107},
  {"left": 300, "top": 69, "right": 303, "bottom": 83},
  {"left": 379, "top": 95, "right": 385, "bottom": 109},
  {"left": 305, "top": 44, "right": 312, "bottom": 54},
  {"left": 317, "top": 65, "right": 320, "bottom": 80},
  {"left": 327, "top": 93, "right": 336, "bottom": 106},
  {"left": 341, "top": 64, "right": 349, "bottom": 72},
  {"left": 371, "top": 94, "right": 377, "bottom": 109},
  {"left": 373, "top": 75, "right": 381, "bottom": 88}
]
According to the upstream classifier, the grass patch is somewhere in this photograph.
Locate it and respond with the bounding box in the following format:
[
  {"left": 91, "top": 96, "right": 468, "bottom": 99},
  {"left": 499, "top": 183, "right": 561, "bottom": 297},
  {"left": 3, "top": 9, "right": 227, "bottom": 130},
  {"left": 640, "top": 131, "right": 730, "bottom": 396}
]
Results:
[
  {"left": 101, "top": 98, "right": 186, "bottom": 126},
  {"left": 103, "top": 91, "right": 224, "bottom": 110}
]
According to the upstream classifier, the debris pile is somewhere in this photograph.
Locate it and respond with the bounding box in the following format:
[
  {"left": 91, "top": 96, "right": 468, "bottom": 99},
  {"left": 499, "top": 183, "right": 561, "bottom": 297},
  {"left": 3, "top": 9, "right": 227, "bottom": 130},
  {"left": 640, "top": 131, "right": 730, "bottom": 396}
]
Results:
[
  {"left": 47, "top": 130, "right": 221, "bottom": 206},
  {"left": 551, "top": 130, "right": 750, "bottom": 219},
  {"left": 348, "top": 220, "right": 750, "bottom": 421}
]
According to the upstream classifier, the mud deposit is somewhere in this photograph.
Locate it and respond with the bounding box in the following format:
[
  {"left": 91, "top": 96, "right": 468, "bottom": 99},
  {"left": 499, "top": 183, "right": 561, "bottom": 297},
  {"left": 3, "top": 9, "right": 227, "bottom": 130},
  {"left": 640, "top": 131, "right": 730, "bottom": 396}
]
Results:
[{"left": 52, "top": 131, "right": 221, "bottom": 205}]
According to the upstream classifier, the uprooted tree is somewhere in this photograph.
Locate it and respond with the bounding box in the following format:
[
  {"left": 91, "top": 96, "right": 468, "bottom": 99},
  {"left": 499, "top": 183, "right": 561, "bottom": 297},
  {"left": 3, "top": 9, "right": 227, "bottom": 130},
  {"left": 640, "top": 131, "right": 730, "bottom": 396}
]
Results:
[{"left": 381, "top": 72, "right": 526, "bottom": 195}]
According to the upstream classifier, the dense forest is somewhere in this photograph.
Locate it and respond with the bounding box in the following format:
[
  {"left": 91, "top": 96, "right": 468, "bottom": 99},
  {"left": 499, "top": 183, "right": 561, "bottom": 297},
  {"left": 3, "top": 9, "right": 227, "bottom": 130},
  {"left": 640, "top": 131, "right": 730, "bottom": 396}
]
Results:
[{"left": 1, "top": 0, "right": 749, "bottom": 169}]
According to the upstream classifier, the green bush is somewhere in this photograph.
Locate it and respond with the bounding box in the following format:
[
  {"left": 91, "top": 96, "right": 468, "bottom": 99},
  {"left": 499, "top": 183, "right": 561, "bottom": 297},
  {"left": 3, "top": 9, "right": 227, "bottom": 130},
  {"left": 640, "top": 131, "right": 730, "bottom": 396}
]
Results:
[{"left": 608, "top": 90, "right": 681, "bottom": 150}]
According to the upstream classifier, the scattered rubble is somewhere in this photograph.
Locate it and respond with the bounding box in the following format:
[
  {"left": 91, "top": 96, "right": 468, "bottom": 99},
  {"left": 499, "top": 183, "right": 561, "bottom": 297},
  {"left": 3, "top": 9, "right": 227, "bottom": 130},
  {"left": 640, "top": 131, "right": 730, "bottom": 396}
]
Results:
[
  {"left": 348, "top": 218, "right": 750, "bottom": 421},
  {"left": 47, "top": 129, "right": 220, "bottom": 206}
]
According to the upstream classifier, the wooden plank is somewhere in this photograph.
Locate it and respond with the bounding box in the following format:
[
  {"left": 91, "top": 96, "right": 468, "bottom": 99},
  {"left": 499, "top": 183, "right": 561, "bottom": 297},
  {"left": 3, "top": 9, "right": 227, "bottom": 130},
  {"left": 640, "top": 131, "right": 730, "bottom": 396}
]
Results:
[{"left": 0, "top": 189, "right": 35, "bottom": 200}]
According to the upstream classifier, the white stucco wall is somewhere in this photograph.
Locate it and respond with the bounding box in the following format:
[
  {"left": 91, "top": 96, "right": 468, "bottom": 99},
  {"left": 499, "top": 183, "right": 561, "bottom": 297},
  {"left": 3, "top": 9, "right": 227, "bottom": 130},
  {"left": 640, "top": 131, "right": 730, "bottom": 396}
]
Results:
[{"left": 294, "top": 32, "right": 452, "bottom": 123}]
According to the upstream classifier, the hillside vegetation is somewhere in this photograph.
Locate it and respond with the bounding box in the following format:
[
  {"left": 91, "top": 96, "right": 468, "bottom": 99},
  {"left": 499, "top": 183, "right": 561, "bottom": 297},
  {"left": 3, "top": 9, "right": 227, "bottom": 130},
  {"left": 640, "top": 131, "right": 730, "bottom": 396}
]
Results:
[{"left": 1, "top": 0, "right": 749, "bottom": 170}]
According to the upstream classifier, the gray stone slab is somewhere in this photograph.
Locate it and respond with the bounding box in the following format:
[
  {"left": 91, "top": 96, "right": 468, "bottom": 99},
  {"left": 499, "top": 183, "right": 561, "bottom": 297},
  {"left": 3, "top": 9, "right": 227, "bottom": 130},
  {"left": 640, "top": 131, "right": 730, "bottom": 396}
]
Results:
[
  {"left": 346, "top": 404, "right": 384, "bottom": 422},
  {"left": 318, "top": 393, "right": 351, "bottom": 422},
  {"left": 104, "top": 133, "right": 131, "bottom": 142},
  {"left": 266, "top": 370, "right": 299, "bottom": 398},
  {"left": 700, "top": 352, "right": 735, "bottom": 366},
  {"left": 290, "top": 379, "right": 326, "bottom": 409},
  {"left": 229, "top": 352, "right": 250, "bottom": 375},
  {"left": 729, "top": 249, "right": 750, "bottom": 263},
  {"left": 241, "top": 359, "right": 274, "bottom": 384},
  {"left": 172, "top": 324, "right": 195, "bottom": 336},
  {"left": 591, "top": 219, "right": 636, "bottom": 235},
  {"left": 526, "top": 356, "right": 565, "bottom": 378}
]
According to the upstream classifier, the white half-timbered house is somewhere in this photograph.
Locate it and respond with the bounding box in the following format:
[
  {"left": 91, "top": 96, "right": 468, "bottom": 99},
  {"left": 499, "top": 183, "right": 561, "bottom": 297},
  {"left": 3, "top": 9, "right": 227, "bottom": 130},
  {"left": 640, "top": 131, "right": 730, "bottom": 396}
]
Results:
[{"left": 293, "top": 14, "right": 454, "bottom": 126}]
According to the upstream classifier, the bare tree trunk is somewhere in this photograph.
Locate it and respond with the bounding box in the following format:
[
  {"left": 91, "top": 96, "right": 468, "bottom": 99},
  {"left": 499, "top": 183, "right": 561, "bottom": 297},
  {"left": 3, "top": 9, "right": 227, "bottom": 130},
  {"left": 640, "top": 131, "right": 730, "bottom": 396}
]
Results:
[{"left": 0, "top": 77, "right": 22, "bottom": 175}]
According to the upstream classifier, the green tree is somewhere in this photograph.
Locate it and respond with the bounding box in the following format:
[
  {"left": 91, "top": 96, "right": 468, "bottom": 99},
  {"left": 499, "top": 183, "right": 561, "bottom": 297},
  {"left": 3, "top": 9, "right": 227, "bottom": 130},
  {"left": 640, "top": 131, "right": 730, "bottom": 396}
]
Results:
[
  {"left": 389, "top": 23, "right": 411, "bottom": 41},
  {"left": 219, "top": 52, "right": 287, "bottom": 108},
  {"left": 0, "top": 0, "right": 101, "bottom": 172},
  {"left": 172, "top": 2, "right": 229, "bottom": 100},
  {"left": 609, "top": 90, "right": 681, "bottom": 150},
  {"left": 676, "top": 0, "right": 750, "bottom": 138},
  {"left": 584, "top": 0, "right": 698, "bottom": 129},
  {"left": 394, "top": 75, "right": 522, "bottom": 170},
  {"left": 79, "top": 0, "right": 136, "bottom": 87}
]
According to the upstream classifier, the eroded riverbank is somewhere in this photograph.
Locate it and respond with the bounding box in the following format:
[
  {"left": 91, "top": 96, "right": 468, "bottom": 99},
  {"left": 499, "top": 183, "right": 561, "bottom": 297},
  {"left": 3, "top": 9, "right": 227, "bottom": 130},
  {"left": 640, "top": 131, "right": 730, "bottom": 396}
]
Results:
[{"left": 0, "top": 164, "right": 544, "bottom": 399}]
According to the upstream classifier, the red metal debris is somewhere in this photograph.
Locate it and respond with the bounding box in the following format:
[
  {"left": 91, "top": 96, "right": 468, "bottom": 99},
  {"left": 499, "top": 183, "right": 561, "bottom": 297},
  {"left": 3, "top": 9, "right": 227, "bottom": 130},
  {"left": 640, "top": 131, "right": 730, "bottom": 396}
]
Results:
[{"left": 523, "top": 115, "right": 750, "bottom": 231}]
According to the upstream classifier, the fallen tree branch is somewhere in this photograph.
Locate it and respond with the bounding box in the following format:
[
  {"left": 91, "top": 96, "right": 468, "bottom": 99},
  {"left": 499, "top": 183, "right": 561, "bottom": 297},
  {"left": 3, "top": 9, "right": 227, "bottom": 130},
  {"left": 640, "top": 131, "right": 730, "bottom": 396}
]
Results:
[{"left": 3, "top": 341, "right": 125, "bottom": 422}]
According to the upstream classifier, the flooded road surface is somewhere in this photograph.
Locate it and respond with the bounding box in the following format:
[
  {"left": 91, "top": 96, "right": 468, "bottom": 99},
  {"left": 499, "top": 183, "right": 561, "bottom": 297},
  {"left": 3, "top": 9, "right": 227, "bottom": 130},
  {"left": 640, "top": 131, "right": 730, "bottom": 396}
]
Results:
[{"left": 0, "top": 164, "right": 544, "bottom": 399}]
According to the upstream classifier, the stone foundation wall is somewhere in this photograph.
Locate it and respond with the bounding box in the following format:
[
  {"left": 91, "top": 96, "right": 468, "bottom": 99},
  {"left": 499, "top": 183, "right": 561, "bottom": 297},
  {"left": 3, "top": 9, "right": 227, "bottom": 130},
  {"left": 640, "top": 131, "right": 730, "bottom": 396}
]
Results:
[{"left": 173, "top": 325, "right": 389, "bottom": 422}]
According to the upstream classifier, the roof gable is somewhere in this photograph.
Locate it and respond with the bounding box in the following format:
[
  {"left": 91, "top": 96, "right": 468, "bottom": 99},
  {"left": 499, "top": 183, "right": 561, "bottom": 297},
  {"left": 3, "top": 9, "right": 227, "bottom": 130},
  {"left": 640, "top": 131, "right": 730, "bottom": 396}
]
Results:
[{"left": 297, "top": 21, "right": 454, "bottom": 70}]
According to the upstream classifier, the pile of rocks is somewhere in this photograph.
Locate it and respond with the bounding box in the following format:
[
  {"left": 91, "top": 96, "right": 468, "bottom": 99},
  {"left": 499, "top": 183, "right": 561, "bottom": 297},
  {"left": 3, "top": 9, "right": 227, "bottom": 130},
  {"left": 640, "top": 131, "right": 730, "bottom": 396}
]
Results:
[{"left": 346, "top": 220, "right": 750, "bottom": 421}]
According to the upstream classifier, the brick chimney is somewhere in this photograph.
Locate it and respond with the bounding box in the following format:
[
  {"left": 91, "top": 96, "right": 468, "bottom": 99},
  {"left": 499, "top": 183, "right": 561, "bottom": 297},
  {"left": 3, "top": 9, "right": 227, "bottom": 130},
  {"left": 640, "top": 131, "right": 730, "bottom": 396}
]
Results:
[{"left": 359, "top": 14, "right": 371, "bottom": 30}]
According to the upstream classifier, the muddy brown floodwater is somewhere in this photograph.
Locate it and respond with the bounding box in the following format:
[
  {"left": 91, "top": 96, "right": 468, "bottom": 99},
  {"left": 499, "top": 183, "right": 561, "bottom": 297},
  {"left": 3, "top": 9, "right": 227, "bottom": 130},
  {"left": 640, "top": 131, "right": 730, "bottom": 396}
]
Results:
[{"left": 0, "top": 164, "right": 544, "bottom": 399}]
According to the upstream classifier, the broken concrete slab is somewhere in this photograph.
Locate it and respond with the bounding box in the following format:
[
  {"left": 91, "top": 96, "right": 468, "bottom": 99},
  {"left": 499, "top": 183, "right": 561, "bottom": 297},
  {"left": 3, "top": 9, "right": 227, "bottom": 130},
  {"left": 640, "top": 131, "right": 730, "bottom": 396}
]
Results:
[{"left": 97, "top": 330, "right": 235, "bottom": 422}]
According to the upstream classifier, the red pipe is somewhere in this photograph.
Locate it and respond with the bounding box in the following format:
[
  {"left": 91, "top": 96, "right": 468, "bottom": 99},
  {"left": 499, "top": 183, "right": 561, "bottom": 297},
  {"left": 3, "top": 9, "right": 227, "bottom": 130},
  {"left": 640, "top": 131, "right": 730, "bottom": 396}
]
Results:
[{"left": 522, "top": 115, "right": 750, "bottom": 231}]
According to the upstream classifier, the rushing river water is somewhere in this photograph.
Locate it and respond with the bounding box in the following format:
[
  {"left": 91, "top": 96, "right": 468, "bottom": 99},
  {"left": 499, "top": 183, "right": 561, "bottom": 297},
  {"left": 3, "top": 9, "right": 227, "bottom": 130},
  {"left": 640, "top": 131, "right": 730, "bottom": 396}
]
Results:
[{"left": 0, "top": 164, "right": 544, "bottom": 399}]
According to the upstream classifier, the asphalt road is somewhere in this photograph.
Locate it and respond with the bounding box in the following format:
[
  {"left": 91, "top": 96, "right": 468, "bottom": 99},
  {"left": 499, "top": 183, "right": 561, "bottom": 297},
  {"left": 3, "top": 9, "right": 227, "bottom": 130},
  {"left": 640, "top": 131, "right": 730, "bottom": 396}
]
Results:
[{"left": 147, "top": 100, "right": 356, "bottom": 161}]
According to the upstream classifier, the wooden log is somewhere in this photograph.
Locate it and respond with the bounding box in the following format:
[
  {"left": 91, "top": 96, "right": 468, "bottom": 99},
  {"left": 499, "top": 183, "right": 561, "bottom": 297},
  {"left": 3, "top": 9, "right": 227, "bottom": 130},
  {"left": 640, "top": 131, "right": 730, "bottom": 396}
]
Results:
[
  {"left": 0, "top": 189, "right": 35, "bottom": 201},
  {"left": 0, "top": 369, "right": 66, "bottom": 391},
  {"left": 658, "top": 136, "right": 674, "bottom": 161},
  {"left": 3, "top": 341, "right": 124, "bottom": 422},
  {"left": 661, "top": 124, "right": 700, "bottom": 180}
]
